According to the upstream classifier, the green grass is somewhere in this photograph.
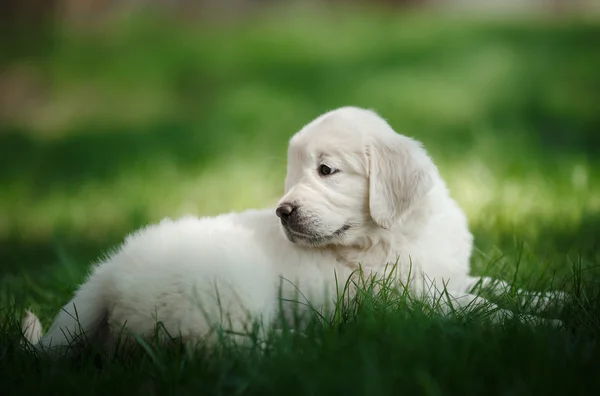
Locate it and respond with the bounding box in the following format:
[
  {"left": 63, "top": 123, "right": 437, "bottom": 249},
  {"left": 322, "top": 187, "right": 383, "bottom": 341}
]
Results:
[{"left": 1, "top": 7, "right": 600, "bottom": 394}]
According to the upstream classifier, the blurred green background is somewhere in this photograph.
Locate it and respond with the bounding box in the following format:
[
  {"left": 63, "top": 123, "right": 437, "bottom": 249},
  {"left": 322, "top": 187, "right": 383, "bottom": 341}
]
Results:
[{"left": 1, "top": 1, "right": 599, "bottom": 315}]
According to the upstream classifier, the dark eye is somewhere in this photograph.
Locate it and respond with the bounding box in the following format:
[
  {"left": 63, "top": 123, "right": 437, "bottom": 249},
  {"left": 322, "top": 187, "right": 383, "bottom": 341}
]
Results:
[{"left": 319, "top": 164, "right": 336, "bottom": 176}]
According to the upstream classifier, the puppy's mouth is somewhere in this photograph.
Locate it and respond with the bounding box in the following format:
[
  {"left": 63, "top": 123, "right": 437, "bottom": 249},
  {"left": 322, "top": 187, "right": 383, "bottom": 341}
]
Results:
[{"left": 282, "top": 223, "right": 351, "bottom": 245}]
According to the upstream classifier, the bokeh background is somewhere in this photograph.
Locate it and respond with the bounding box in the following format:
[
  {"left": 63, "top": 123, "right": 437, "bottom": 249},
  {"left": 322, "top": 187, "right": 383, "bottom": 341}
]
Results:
[{"left": 1, "top": 0, "right": 599, "bottom": 315}]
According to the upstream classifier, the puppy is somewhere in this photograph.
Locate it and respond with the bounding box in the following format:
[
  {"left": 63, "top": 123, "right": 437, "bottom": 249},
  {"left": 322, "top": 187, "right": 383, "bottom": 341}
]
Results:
[{"left": 22, "top": 107, "right": 564, "bottom": 355}]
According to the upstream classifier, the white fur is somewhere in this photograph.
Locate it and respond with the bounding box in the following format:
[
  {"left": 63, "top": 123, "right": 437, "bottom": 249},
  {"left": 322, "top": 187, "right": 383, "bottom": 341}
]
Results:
[{"left": 22, "top": 107, "right": 565, "bottom": 355}]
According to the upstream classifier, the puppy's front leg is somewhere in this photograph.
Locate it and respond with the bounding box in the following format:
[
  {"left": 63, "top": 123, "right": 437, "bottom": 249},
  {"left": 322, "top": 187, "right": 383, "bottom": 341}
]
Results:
[
  {"left": 430, "top": 291, "right": 564, "bottom": 328},
  {"left": 465, "top": 276, "right": 569, "bottom": 313}
]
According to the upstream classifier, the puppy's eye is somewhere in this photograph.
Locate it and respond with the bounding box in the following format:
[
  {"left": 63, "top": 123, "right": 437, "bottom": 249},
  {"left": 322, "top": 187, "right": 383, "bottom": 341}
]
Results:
[{"left": 318, "top": 164, "right": 337, "bottom": 176}]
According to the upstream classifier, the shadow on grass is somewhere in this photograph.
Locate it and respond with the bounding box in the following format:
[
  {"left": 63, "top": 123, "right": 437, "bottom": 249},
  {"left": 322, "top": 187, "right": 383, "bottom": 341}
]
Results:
[{"left": 0, "top": 119, "right": 241, "bottom": 194}]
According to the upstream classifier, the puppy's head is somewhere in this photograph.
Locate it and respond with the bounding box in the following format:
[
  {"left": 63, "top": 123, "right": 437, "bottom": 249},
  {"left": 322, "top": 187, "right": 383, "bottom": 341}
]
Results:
[{"left": 276, "top": 106, "right": 438, "bottom": 248}]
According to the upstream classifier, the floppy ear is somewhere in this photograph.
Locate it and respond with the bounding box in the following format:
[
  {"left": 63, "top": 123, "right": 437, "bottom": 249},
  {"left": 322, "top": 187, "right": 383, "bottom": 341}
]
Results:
[{"left": 368, "top": 133, "right": 438, "bottom": 229}]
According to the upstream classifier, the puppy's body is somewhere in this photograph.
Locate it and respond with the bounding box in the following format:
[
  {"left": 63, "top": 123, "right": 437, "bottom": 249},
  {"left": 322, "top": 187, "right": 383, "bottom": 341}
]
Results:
[
  {"left": 23, "top": 107, "right": 563, "bottom": 354},
  {"left": 25, "top": 211, "right": 347, "bottom": 351}
]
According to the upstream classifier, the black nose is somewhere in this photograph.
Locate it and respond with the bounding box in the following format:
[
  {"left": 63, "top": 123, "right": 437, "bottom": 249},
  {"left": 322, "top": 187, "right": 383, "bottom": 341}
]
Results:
[{"left": 276, "top": 203, "right": 296, "bottom": 221}]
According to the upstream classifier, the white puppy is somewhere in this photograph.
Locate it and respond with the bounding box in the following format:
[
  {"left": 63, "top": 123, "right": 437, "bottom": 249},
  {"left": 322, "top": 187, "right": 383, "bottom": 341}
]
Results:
[{"left": 22, "top": 107, "right": 563, "bottom": 355}]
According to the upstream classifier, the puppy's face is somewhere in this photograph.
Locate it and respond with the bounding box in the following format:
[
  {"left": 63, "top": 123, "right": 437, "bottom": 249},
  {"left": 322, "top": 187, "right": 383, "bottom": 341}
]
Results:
[{"left": 276, "top": 107, "right": 438, "bottom": 248}]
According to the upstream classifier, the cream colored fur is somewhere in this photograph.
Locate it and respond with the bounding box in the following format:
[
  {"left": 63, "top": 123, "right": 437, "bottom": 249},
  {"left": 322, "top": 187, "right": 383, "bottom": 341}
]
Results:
[{"left": 22, "top": 107, "right": 565, "bottom": 355}]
